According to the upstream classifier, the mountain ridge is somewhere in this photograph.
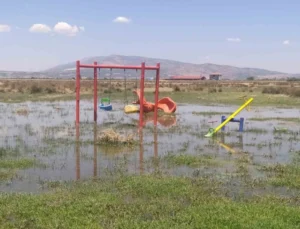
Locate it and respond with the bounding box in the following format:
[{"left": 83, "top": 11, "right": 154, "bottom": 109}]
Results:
[
  {"left": 0, "top": 54, "right": 298, "bottom": 79},
  {"left": 44, "top": 54, "right": 292, "bottom": 80}
]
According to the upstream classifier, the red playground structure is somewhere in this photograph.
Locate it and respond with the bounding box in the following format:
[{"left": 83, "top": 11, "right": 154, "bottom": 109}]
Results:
[{"left": 75, "top": 60, "right": 162, "bottom": 128}]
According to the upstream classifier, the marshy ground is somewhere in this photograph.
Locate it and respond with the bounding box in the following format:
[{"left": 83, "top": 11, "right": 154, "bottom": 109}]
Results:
[{"left": 1, "top": 79, "right": 300, "bottom": 228}]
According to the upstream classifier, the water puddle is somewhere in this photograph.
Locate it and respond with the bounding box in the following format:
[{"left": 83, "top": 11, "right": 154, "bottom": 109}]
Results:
[{"left": 1, "top": 100, "right": 300, "bottom": 194}]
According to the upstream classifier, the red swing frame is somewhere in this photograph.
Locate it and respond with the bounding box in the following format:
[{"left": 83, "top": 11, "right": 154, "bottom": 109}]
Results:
[{"left": 75, "top": 60, "right": 161, "bottom": 128}]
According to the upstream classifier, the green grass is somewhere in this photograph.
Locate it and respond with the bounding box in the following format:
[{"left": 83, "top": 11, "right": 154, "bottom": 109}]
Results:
[
  {"left": 0, "top": 158, "right": 44, "bottom": 182},
  {"left": 3, "top": 87, "right": 300, "bottom": 107},
  {"left": 160, "top": 89, "right": 300, "bottom": 107},
  {"left": 1, "top": 175, "right": 300, "bottom": 228},
  {"left": 259, "top": 163, "right": 300, "bottom": 189}
]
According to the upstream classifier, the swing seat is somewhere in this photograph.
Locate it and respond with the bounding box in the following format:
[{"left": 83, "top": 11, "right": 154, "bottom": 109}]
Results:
[
  {"left": 124, "top": 104, "right": 139, "bottom": 114},
  {"left": 99, "top": 97, "right": 112, "bottom": 111},
  {"left": 99, "top": 103, "right": 113, "bottom": 111}
]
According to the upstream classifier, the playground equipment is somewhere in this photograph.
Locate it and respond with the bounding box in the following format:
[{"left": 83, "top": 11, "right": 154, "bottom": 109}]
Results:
[
  {"left": 221, "top": 115, "right": 244, "bottom": 132},
  {"left": 124, "top": 104, "right": 140, "bottom": 114},
  {"left": 75, "top": 61, "right": 161, "bottom": 128},
  {"left": 126, "top": 89, "right": 177, "bottom": 114},
  {"left": 205, "top": 97, "right": 253, "bottom": 137},
  {"left": 99, "top": 97, "right": 112, "bottom": 111},
  {"left": 98, "top": 69, "right": 113, "bottom": 111}
]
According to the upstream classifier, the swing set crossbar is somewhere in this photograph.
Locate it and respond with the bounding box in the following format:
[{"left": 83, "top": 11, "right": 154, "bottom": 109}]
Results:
[
  {"left": 75, "top": 60, "right": 161, "bottom": 129},
  {"left": 78, "top": 64, "right": 159, "bottom": 70}
]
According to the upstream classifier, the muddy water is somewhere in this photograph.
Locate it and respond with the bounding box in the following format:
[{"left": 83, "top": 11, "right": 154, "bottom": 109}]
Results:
[{"left": 1, "top": 100, "right": 300, "bottom": 193}]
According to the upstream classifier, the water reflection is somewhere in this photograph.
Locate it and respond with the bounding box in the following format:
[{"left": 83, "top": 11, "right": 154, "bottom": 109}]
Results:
[
  {"left": 75, "top": 119, "right": 160, "bottom": 179},
  {"left": 143, "top": 113, "right": 177, "bottom": 127},
  {"left": 76, "top": 124, "right": 80, "bottom": 180},
  {"left": 214, "top": 134, "right": 244, "bottom": 154},
  {"left": 139, "top": 129, "right": 144, "bottom": 174},
  {"left": 93, "top": 124, "right": 97, "bottom": 178}
]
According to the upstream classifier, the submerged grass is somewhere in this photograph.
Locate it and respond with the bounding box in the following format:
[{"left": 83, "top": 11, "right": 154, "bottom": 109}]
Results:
[
  {"left": 249, "top": 117, "right": 300, "bottom": 123},
  {"left": 1, "top": 175, "right": 300, "bottom": 228},
  {"left": 192, "top": 111, "right": 232, "bottom": 116},
  {"left": 0, "top": 158, "right": 44, "bottom": 182},
  {"left": 164, "top": 153, "right": 221, "bottom": 167},
  {"left": 0, "top": 158, "right": 38, "bottom": 169}
]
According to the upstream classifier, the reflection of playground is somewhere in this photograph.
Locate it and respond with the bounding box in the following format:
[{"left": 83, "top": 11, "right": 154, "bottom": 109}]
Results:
[
  {"left": 143, "top": 113, "right": 176, "bottom": 127},
  {"left": 75, "top": 124, "right": 158, "bottom": 180},
  {"left": 213, "top": 134, "right": 244, "bottom": 154}
]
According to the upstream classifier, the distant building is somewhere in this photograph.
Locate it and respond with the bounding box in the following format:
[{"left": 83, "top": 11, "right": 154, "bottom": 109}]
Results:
[
  {"left": 209, "top": 73, "right": 222, "bottom": 80},
  {"left": 167, "top": 75, "right": 206, "bottom": 80}
]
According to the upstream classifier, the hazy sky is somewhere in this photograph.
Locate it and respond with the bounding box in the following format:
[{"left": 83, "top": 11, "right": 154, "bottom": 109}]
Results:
[{"left": 1, "top": 0, "right": 300, "bottom": 73}]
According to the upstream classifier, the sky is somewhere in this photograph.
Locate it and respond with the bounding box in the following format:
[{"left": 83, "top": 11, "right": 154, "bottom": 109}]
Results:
[{"left": 1, "top": 0, "right": 300, "bottom": 73}]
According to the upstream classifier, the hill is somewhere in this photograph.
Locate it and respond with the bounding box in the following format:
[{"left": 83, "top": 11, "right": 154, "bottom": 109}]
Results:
[
  {"left": 0, "top": 55, "right": 297, "bottom": 79},
  {"left": 44, "top": 55, "right": 292, "bottom": 80}
]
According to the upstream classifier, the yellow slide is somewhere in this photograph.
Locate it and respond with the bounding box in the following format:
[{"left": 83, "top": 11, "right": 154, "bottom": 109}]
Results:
[{"left": 205, "top": 97, "right": 253, "bottom": 137}]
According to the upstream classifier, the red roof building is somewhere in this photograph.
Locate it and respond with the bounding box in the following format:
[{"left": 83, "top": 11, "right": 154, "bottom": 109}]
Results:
[{"left": 167, "top": 76, "right": 206, "bottom": 80}]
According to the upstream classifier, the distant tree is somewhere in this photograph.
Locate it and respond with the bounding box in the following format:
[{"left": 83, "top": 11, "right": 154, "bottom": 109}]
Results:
[{"left": 247, "top": 76, "right": 255, "bottom": 80}]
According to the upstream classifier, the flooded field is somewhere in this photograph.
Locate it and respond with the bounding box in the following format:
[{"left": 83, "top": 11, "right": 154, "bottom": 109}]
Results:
[{"left": 1, "top": 99, "right": 300, "bottom": 197}]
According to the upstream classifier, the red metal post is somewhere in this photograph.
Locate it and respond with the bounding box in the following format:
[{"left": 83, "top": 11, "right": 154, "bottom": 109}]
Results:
[
  {"left": 154, "top": 63, "right": 160, "bottom": 126},
  {"left": 76, "top": 60, "right": 80, "bottom": 125},
  {"left": 93, "top": 62, "right": 97, "bottom": 122},
  {"left": 139, "top": 62, "right": 145, "bottom": 128}
]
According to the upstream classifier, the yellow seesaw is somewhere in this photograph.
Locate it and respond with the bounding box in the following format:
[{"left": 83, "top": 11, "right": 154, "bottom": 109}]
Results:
[{"left": 204, "top": 97, "right": 254, "bottom": 137}]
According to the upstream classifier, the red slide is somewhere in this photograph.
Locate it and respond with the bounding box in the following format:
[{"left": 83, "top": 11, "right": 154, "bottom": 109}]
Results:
[{"left": 132, "top": 89, "right": 177, "bottom": 114}]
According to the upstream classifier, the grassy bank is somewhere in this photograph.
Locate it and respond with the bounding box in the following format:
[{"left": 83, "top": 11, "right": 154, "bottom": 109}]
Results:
[
  {"left": 2, "top": 89, "right": 300, "bottom": 108},
  {"left": 1, "top": 174, "right": 300, "bottom": 228},
  {"left": 2, "top": 79, "right": 300, "bottom": 107}
]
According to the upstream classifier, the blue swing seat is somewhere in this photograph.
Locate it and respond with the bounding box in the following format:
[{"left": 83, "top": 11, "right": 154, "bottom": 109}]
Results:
[{"left": 99, "top": 103, "right": 112, "bottom": 111}]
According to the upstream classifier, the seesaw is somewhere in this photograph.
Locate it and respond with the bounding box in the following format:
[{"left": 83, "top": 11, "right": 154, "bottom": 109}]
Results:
[{"left": 204, "top": 97, "right": 254, "bottom": 137}]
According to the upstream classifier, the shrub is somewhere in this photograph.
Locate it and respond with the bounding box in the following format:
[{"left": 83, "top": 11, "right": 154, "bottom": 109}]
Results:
[
  {"left": 262, "top": 87, "right": 286, "bottom": 95},
  {"left": 173, "top": 85, "right": 181, "bottom": 92},
  {"left": 290, "top": 89, "right": 300, "bottom": 97},
  {"left": 208, "top": 88, "right": 217, "bottom": 93},
  {"left": 30, "top": 85, "right": 42, "bottom": 94},
  {"left": 45, "top": 87, "right": 56, "bottom": 94}
]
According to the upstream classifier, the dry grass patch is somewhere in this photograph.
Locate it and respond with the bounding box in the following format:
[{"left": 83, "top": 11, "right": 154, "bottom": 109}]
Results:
[{"left": 96, "top": 128, "right": 137, "bottom": 145}]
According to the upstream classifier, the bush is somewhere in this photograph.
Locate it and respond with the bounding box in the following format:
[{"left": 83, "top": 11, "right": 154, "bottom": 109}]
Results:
[
  {"left": 30, "top": 85, "right": 42, "bottom": 94},
  {"left": 290, "top": 89, "right": 300, "bottom": 97},
  {"left": 262, "top": 87, "right": 286, "bottom": 95},
  {"left": 173, "top": 85, "right": 181, "bottom": 92},
  {"left": 208, "top": 88, "right": 217, "bottom": 93},
  {"left": 104, "top": 89, "right": 112, "bottom": 94},
  {"left": 194, "top": 85, "right": 203, "bottom": 91},
  {"left": 45, "top": 87, "right": 56, "bottom": 94}
]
